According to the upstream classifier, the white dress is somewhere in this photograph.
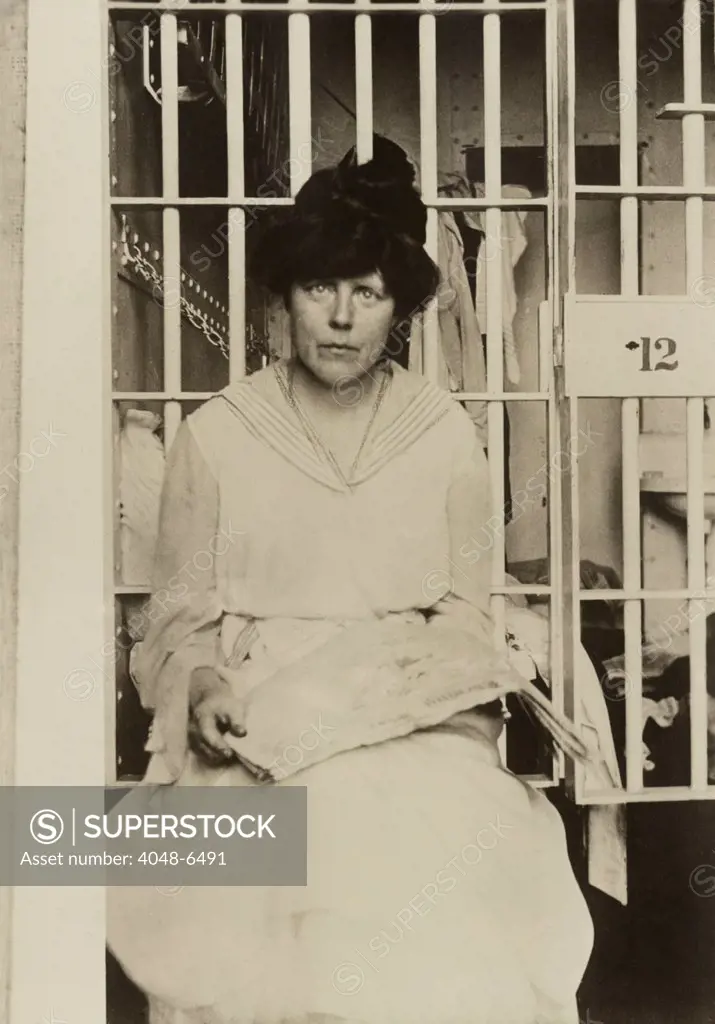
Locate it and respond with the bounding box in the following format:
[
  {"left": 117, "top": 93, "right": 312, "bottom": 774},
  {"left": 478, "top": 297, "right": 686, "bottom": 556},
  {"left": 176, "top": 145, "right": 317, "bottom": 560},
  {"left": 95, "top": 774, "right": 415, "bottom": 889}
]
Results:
[{"left": 107, "top": 362, "right": 594, "bottom": 1024}]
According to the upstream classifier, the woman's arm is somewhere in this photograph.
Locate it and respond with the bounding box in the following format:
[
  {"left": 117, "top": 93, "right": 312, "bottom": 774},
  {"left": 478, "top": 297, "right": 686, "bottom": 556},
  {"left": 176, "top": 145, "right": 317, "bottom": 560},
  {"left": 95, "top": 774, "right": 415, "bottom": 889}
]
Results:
[{"left": 131, "top": 417, "right": 232, "bottom": 777}]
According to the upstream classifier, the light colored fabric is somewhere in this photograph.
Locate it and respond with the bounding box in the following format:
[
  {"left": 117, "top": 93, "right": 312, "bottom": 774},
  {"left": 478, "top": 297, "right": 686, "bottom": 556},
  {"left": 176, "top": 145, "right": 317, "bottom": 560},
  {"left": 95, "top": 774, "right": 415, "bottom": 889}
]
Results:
[
  {"left": 471, "top": 182, "right": 531, "bottom": 387},
  {"left": 119, "top": 410, "right": 165, "bottom": 586},
  {"left": 110, "top": 361, "right": 593, "bottom": 1024},
  {"left": 408, "top": 211, "right": 489, "bottom": 445},
  {"left": 502, "top": 603, "right": 627, "bottom": 905}
]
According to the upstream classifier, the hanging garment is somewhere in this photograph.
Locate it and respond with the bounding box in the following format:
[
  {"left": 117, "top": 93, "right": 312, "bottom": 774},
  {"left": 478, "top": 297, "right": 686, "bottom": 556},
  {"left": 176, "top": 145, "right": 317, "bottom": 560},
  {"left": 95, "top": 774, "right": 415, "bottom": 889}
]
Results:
[
  {"left": 408, "top": 210, "right": 489, "bottom": 445},
  {"left": 471, "top": 182, "right": 531, "bottom": 386},
  {"left": 118, "top": 410, "right": 165, "bottom": 586}
]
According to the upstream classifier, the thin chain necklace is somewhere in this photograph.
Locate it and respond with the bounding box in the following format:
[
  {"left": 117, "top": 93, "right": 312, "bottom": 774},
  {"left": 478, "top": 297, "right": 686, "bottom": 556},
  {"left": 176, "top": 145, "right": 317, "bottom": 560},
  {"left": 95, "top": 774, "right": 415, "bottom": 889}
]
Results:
[{"left": 275, "top": 359, "right": 392, "bottom": 488}]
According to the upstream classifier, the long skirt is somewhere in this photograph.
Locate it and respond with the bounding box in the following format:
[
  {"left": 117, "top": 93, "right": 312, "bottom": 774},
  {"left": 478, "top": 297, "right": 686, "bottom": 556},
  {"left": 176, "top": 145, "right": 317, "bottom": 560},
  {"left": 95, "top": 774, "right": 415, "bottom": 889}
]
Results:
[{"left": 107, "top": 716, "right": 593, "bottom": 1024}]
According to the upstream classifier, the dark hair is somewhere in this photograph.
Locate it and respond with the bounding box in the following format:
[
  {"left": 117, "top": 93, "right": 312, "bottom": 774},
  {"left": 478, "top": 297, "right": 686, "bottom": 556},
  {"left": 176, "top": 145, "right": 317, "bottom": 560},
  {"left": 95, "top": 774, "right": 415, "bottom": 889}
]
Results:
[{"left": 250, "top": 136, "right": 440, "bottom": 330}]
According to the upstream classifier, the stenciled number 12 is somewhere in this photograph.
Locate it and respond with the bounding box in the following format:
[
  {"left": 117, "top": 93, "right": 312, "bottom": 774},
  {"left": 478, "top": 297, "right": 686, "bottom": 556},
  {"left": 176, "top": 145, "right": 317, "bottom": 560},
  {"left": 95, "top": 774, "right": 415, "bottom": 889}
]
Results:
[{"left": 636, "top": 336, "right": 679, "bottom": 373}]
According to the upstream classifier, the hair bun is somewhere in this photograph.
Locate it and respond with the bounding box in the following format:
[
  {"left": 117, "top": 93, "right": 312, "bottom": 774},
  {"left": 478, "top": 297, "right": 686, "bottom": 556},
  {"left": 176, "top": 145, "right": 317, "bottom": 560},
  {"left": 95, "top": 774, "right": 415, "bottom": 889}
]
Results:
[{"left": 294, "top": 135, "right": 426, "bottom": 246}]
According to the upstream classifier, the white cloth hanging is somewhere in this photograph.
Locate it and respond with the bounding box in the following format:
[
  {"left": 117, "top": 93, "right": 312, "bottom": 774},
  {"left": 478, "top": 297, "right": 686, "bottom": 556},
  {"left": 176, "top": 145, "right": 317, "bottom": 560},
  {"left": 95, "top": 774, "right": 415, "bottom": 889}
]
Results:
[
  {"left": 471, "top": 182, "right": 531, "bottom": 386},
  {"left": 119, "top": 410, "right": 165, "bottom": 586}
]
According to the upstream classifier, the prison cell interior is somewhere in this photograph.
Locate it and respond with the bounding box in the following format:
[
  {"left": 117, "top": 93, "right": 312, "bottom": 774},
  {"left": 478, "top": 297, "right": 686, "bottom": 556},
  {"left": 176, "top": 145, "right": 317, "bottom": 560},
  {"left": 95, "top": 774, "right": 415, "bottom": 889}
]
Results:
[
  {"left": 108, "top": 0, "right": 715, "bottom": 818},
  {"left": 71, "top": 0, "right": 715, "bottom": 1020}
]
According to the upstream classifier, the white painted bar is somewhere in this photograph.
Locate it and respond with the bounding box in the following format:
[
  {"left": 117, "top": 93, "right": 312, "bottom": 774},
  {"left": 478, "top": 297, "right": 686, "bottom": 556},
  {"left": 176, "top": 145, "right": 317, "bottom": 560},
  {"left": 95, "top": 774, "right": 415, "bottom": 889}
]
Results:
[
  {"left": 418, "top": 15, "right": 438, "bottom": 201},
  {"left": 111, "top": 195, "right": 549, "bottom": 210},
  {"left": 492, "top": 593, "right": 508, "bottom": 763},
  {"left": 485, "top": 207, "right": 506, "bottom": 585},
  {"left": 226, "top": 13, "right": 245, "bottom": 199},
  {"left": 288, "top": 14, "right": 312, "bottom": 194},
  {"left": 687, "top": 403, "right": 708, "bottom": 788},
  {"left": 112, "top": 1, "right": 549, "bottom": 11},
  {"left": 616, "top": 0, "right": 643, "bottom": 794},
  {"left": 567, "top": 399, "right": 581, "bottom": 725},
  {"left": 113, "top": 196, "right": 297, "bottom": 208},
  {"left": 164, "top": 400, "right": 182, "bottom": 451},
  {"left": 422, "top": 207, "right": 441, "bottom": 383},
  {"left": 682, "top": 0, "right": 708, "bottom": 789},
  {"left": 163, "top": 207, "right": 182, "bottom": 448},
  {"left": 355, "top": 15, "right": 374, "bottom": 164},
  {"left": 578, "top": 786, "right": 715, "bottom": 806},
  {"left": 228, "top": 207, "right": 247, "bottom": 381},
  {"left": 622, "top": 402, "right": 643, "bottom": 793},
  {"left": 483, "top": 14, "right": 502, "bottom": 199},
  {"left": 577, "top": 184, "right": 715, "bottom": 197},
  {"left": 160, "top": 13, "right": 180, "bottom": 200},
  {"left": 13, "top": 0, "right": 107, "bottom": 1021}
]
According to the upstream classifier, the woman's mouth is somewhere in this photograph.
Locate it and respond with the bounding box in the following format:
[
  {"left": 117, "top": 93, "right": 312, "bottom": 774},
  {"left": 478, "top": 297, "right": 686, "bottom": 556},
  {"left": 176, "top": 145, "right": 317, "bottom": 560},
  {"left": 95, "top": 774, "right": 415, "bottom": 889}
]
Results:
[{"left": 318, "top": 344, "right": 359, "bottom": 360}]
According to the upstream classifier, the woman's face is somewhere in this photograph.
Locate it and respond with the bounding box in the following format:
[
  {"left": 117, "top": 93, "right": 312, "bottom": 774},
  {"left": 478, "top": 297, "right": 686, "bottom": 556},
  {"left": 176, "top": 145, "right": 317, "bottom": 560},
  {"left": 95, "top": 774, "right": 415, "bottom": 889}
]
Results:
[{"left": 289, "top": 271, "right": 396, "bottom": 387}]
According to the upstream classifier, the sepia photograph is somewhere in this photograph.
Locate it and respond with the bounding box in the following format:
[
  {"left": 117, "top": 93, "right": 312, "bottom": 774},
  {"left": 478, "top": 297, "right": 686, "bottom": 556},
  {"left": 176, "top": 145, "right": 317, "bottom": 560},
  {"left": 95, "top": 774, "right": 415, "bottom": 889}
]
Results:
[{"left": 2, "top": 0, "right": 715, "bottom": 1021}]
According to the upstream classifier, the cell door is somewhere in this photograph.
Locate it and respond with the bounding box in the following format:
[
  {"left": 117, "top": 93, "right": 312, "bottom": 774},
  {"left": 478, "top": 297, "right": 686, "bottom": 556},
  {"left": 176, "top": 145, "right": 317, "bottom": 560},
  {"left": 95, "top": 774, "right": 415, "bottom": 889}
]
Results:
[{"left": 565, "top": 0, "right": 715, "bottom": 804}]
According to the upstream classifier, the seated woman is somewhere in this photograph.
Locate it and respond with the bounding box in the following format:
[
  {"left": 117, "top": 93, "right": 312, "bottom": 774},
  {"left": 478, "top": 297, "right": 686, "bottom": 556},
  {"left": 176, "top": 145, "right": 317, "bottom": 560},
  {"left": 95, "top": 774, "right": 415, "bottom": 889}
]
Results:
[{"left": 107, "top": 139, "right": 594, "bottom": 1024}]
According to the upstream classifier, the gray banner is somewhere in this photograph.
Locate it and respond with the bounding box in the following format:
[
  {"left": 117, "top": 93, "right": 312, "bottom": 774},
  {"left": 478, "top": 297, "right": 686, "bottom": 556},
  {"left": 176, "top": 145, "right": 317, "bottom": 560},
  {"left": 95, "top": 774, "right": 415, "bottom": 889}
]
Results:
[{"left": 0, "top": 786, "right": 307, "bottom": 885}]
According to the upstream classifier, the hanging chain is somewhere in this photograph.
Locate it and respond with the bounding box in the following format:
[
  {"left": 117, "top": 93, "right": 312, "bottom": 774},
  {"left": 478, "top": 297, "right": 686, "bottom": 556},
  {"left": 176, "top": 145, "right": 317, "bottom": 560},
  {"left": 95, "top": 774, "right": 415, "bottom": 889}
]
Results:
[{"left": 122, "top": 238, "right": 231, "bottom": 358}]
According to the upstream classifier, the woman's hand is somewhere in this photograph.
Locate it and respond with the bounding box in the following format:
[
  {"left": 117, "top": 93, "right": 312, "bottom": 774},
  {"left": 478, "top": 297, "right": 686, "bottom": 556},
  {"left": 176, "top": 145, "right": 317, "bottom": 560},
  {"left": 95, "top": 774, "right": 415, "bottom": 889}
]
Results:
[{"left": 188, "top": 667, "right": 247, "bottom": 766}]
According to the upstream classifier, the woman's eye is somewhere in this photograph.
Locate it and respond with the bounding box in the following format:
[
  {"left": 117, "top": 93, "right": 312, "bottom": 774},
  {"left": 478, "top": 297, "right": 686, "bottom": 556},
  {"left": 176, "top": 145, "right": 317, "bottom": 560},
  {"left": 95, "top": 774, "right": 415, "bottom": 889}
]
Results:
[
  {"left": 306, "top": 282, "right": 333, "bottom": 296},
  {"left": 356, "top": 287, "right": 377, "bottom": 301}
]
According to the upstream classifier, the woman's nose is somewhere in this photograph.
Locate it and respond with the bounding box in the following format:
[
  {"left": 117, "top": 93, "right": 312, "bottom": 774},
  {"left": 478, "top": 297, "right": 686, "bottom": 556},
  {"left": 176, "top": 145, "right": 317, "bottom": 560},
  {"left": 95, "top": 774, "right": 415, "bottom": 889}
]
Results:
[{"left": 329, "top": 285, "right": 354, "bottom": 329}]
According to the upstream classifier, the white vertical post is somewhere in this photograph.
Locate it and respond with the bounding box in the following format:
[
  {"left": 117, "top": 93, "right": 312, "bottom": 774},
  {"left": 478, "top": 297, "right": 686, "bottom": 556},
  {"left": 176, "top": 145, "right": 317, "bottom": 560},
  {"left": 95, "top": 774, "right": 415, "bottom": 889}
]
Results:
[
  {"left": 161, "top": 13, "right": 180, "bottom": 202},
  {"left": 682, "top": 0, "right": 708, "bottom": 790},
  {"left": 161, "top": 13, "right": 181, "bottom": 445},
  {"left": 483, "top": 11, "right": 508, "bottom": 762},
  {"left": 288, "top": 12, "right": 312, "bottom": 196},
  {"left": 419, "top": 15, "right": 439, "bottom": 383},
  {"left": 163, "top": 208, "right": 182, "bottom": 449},
  {"left": 618, "top": 0, "right": 643, "bottom": 793},
  {"left": 355, "top": 15, "right": 373, "bottom": 164},
  {"left": 483, "top": 15, "right": 506, "bottom": 592},
  {"left": 226, "top": 13, "right": 245, "bottom": 200},
  {"left": 483, "top": 14, "right": 501, "bottom": 203},
  {"left": 13, "top": 0, "right": 107, "bottom": 1020},
  {"left": 226, "top": 14, "right": 247, "bottom": 381},
  {"left": 228, "top": 208, "right": 247, "bottom": 382}
]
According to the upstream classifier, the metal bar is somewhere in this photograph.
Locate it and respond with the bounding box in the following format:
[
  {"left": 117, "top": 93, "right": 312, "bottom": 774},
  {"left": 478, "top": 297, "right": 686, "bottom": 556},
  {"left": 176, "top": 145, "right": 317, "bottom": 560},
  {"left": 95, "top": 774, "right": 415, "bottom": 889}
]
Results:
[
  {"left": 577, "top": 786, "right": 715, "bottom": 805},
  {"left": 452, "top": 391, "right": 549, "bottom": 401},
  {"left": 419, "top": 14, "right": 439, "bottom": 382},
  {"left": 483, "top": 14, "right": 502, "bottom": 201},
  {"left": 288, "top": 12, "right": 312, "bottom": 194},
  {"left": 419, "top": 15, "right": 438, "bottom": 202},
  {"left": 162, "top": 208, "right": 182, "bottom": 451},
  {"left": 682, "top": 0, "right": 708, "bottom": 791},
  {"left": 579, "top": 588, "right": 715, "bottom": 601},
  {"left": 164, "top": 400, "right": 182, "bottom": 451},
  {"left": 110, "top": 1, "right": 549, "bottom": 12},
  {"left": 109, "top": 195, "right": 550, "bottom": 209},
  {"left": 616, "top": 0, "right": 644, "bottom": 796},
  {"left": 111, "top": 197, "right": 297, "bottom": 209},
  {"left": 482, "top": 12, "right": 505, "bottom": 574},
  {"left": 226, "top": 14, "right": 245, "bottom": 199},
  {"left": 228, "top": 208, "right": 247, "bottom": 381},
  {"left": 113, "top": 391, "right": 219, "bottom": 401},
  {"left": 355, "top": 15, "right": 373, "bottom": 163},
  {"left": 493, "top": 593, "right": 508, "bottom": 764},
  {"left": 622, "top": 403, "right": 643, "bottom": 793},
  {"left": 553, "top": 0, "right": 576, "bottom": 791},
  {"left": 576, "top": 185, "right": 715, "bottom": 198},
  {"left": 160, "top": 13, "right": 180, "bottom": 201},
  {"left": 687, "top": 401, "right": 708, "bottom": 787},
  {"left": 423, "top": 209, "right": 440, "bottom": 382}
]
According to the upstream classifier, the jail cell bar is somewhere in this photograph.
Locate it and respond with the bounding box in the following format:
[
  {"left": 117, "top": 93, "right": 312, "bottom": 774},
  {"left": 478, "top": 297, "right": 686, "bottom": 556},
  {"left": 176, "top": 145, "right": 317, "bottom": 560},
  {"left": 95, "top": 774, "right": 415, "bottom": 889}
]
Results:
[
  {"left": 107, "top": 0, "right": 558, "bottom": 789},
  {"left": 571, "top": 0, "right": 712, "bottom": 805}
]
